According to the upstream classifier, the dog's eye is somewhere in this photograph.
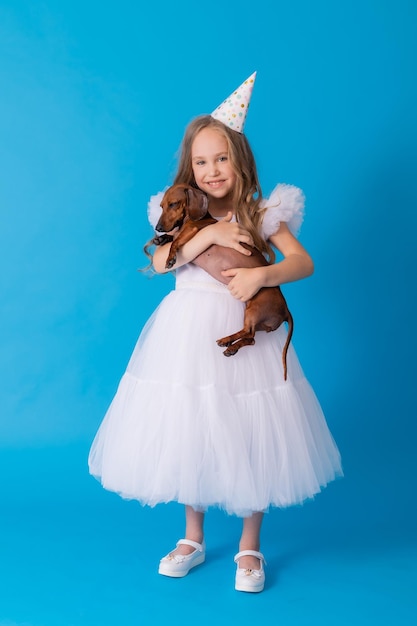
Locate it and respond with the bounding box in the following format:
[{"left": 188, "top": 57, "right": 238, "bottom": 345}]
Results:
[{"left": 168, "top": 202, "right": 180, "bottom": 209}]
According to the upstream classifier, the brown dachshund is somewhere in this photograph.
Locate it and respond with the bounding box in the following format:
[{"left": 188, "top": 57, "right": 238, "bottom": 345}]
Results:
[{"left": 153, "top": 183, "right": 293, "bottom": 380}]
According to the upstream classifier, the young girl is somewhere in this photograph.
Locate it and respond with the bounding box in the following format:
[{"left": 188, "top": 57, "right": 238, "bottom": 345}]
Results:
[{"left": 88, "top": 73, "right": 342, "bottom": 593}]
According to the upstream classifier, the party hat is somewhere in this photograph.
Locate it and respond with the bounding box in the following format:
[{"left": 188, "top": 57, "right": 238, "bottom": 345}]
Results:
[{"left": 211, "top": 72, "right": 256, "bottom": 133}]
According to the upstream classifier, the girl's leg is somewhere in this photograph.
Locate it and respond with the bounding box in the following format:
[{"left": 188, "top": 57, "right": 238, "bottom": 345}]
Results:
[
  {"left": 170, "top": 505, "right": 205, "bottom": 556},
  {"left": 238, "top": 511, "right": 264, "bottom": 569}
]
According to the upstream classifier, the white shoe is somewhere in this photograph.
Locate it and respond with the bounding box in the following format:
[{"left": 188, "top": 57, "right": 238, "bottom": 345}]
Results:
[
  {"left": 234, "top": 550, "right": 266, "bottom": 593},
  {"left": 158, "top": 539, "right": 206, "bottom": 578}
]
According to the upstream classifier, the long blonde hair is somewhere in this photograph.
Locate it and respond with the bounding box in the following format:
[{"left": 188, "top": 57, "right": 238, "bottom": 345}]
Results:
[{"left": 144, "top": 115, "right": 275, "bottom": 264}]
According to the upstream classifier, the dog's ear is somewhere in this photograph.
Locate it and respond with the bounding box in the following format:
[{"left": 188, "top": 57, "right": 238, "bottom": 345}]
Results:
[{"left": 186, "top": 187, "right": 208, "bottom": 220}]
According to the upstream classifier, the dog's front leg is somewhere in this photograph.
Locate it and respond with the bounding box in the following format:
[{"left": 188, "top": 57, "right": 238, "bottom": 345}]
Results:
[{"left": 165, "top": 223, "right": 200, "bottom": 269}]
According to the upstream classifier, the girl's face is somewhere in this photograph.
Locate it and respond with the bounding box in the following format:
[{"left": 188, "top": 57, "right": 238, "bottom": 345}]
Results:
[{"left": 191, "top": 127, "right": 237, "bottom": 202}]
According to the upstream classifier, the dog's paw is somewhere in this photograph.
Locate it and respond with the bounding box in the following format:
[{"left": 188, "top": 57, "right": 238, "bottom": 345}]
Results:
[
  {"left": 153, "top": 234, "right": 173, "bottom": 246},
  {"left": 165, "top": 256, "right": 177, "bottom": 269},
  {"left": 223, "top": 347, "right": 237, "bottom": 357},
  {"left": 216, "top": 338, "right": 232, "bottom": 347}
]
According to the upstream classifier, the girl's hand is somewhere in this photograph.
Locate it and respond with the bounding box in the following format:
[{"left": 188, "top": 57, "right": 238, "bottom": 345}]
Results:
[
  {"left": 221, "top": 266, "right": 265, "bottom": 302},
  {"left": 210, "top": 212, "right": 253, "bottom": 255}
]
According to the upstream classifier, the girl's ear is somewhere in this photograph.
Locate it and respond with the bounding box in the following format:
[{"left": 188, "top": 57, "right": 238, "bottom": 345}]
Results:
[{"left": 186, "top": 187, "right": 209, "bottom": 220}]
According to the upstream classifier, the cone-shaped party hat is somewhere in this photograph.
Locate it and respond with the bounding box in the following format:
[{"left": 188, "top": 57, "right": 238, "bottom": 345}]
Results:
[{"left": 211, "top": 72, "right": 256, "bottom": 133}]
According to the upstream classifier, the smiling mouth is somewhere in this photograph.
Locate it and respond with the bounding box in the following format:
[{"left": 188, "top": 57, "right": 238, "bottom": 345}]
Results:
[{"left": 207, "top": 180, "right": 225, "bottom": 187}]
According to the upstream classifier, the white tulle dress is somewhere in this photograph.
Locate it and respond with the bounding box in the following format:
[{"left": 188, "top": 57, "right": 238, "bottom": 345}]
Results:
[{"left": 88, "top": 184, "right": 343, "bottom": 517}]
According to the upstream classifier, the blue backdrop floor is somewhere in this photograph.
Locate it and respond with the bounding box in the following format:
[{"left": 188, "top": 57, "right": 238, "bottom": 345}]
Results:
[{"left": 0, "top": 443, "right": 416, "bottom": 626}]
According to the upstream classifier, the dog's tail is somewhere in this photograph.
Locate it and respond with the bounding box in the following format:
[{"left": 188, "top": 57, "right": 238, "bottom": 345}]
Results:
[{"left": 282, "top": 310, "right": 294, "bottom": 381}]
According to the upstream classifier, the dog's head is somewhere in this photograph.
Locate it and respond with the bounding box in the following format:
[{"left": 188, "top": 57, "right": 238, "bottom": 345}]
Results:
[{"left": 155, "top": 184, "right": 208, "bottom": 233}]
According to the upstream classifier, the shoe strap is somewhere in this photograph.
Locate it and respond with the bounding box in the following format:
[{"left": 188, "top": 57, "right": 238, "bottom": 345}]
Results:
[
  {"left": 234, "top": 550, "right": 266, "bottom": 565},
  {"left": 177, "top": 539, "right": 204, "bottom": 552}
]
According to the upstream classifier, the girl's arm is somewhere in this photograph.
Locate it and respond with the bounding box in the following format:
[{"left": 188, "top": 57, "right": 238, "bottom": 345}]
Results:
[
  {"left": 262, "top": 221, "right": 314, "bottom": 285},
  {"left": 221, "top": 222, "right": 314, "bottom": 302},
  {"left": 152, "top": 212, "right": 254, "bottom": 274}
]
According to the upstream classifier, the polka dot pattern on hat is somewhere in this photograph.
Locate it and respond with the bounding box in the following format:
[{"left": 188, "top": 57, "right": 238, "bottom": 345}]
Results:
[{"left": 211, "top": 72, "right": 256, "bottom": 133}]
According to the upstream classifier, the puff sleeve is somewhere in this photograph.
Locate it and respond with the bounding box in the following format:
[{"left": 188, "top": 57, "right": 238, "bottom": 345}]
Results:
[
  {"left": 260, "top": 183, "right": 305, "bottom": 240},
  {"left": 147, "top": 189, "right": 167, "bottom": 230}
]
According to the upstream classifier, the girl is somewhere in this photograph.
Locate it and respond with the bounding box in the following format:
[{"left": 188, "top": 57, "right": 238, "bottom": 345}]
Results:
[{"left": 88, "top": 74, "right": 343, "bottom": 593}]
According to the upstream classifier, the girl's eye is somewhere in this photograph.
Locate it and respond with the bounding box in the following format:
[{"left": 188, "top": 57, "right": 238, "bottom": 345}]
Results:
[
  {"left": 195, "top": 160, "right": 205, "bottom": 166},
  {"left": 218, "top": 156, "right": 228, "bottom": 162}
]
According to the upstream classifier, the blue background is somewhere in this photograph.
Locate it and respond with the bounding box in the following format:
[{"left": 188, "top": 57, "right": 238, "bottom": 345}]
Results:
[{"left": 1, "top": 1, "right": 416, "bottom": 624}]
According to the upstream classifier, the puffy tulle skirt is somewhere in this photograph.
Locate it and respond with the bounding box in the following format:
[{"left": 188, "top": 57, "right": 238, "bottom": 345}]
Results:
[{"left": 88, "top": 278, "right": 342, "bottom": 517}]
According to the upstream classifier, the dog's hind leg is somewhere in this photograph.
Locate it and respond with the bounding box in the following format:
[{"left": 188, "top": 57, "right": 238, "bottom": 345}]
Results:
[{"left": 217, "top": 330, "right": 255, "bottom": 355}]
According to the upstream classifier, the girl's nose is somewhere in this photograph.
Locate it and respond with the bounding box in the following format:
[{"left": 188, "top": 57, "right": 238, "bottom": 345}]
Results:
[{"left": 208, "top": 161, "right": 220, "bottom": 176}]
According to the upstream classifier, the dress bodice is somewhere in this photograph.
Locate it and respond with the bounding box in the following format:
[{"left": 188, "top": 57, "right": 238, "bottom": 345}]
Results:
[{"left": 175, "top": 262, "right": 228, "bottom": 291}]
